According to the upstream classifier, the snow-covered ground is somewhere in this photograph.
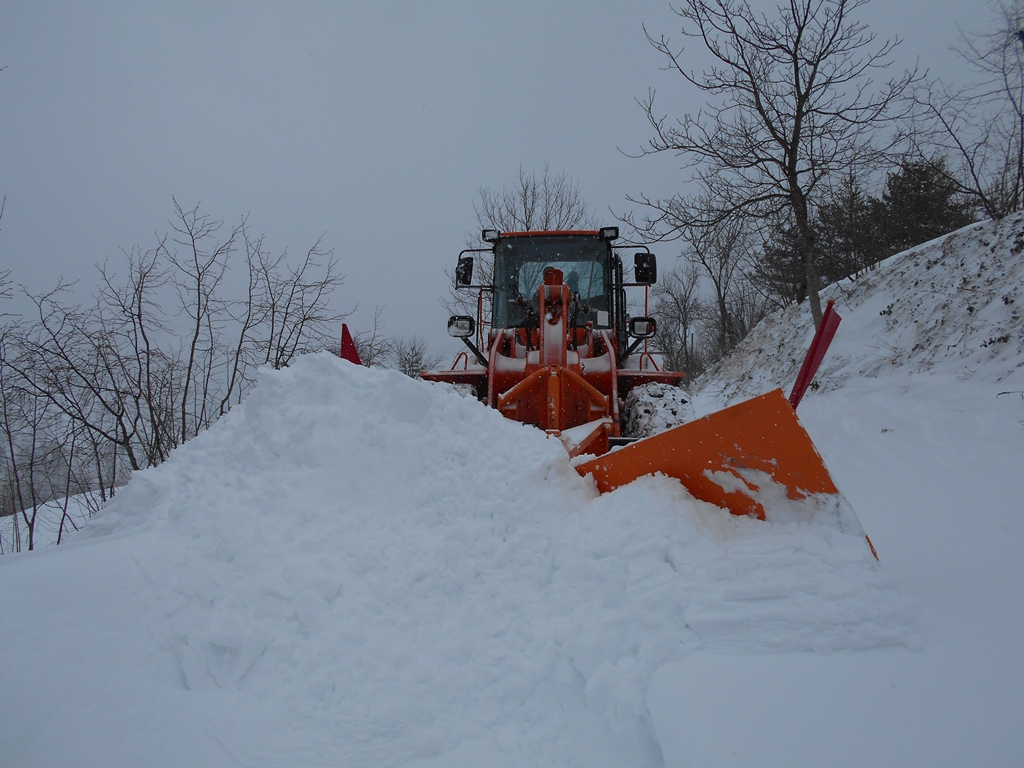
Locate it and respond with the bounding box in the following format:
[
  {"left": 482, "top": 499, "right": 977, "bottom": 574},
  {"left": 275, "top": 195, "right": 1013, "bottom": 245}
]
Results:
[{"left": 2, "top": 215, "right": 1022, "bottom": 767}]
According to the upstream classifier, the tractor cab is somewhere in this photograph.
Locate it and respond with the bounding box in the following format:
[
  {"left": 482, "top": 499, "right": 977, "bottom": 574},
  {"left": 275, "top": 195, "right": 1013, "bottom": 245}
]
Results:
[
  {"left": 491, "top": 232, "right": 613, "bottom": 330},
  {"left": 446, "top": 226, "right": 662, "bottom": 370}
]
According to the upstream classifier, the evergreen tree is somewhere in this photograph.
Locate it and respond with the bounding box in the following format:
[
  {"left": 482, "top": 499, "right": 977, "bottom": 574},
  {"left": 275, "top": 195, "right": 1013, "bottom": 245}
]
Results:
[
  {"left": 755, "top": 221, "right": 811, "bottom": 307},
  {"left": 817, "top": 174, "right": 886, "bottom": 277},
  {"left": 881, "top": 158, "right": 976, "bottom": 255}
]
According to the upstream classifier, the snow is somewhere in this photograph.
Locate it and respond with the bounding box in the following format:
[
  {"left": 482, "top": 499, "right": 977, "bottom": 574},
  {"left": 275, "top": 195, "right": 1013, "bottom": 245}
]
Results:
[
  {"left": 697, "top": 212, "right": 1024, "bottom": 405},
  {"left": 3, "top": 215, "right": 1023, "bottom": 766},
  {"left": 622, "top": 381, "right": 695, "bottom": 438}
]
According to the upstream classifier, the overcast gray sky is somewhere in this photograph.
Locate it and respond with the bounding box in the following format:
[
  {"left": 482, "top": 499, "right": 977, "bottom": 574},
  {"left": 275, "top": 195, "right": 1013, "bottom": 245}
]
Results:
[{"left": 0, "top": 0, "right": 997, "bottom": 355}]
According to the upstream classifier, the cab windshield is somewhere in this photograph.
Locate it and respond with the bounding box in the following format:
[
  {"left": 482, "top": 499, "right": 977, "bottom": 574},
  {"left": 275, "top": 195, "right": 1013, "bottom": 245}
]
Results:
[{"left": 492, "top": 235, "right": 611, "bottom": 328}]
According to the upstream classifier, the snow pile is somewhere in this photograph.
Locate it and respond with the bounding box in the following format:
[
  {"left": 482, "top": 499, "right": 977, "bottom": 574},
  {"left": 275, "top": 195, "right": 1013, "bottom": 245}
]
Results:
[
  {"left": 698, "top": 212, "right": 1024, "bottom": 405},
  {"left": 622, "top": 382, "right": 695, "bottom": 437},
  {"left": 4, "top": 215, "right": 1023, "bottom": 767},
  {"left": 3, "top": 353, "right": 912, "bottom": 767}
]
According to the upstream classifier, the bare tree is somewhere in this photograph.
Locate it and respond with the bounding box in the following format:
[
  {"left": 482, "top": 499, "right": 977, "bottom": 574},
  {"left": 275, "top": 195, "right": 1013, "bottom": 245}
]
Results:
[
  {"left": 628, "top": 0, "right": 916, "bottom": 328},
  {"left": 0, "top": 332, "right": 90, "bottom": 551},
  {"left": 213, "top": 226, "right": 347, "bottom": 415},
  {"left": 389, "top": 335, "right": 444, "bottom": 378},
  {"left": 351, "top": 306, "right": 393, "bottom": 367},
  {"left": 474, "top": 163, "right": 598, "bottom": 234},
  {"left": 651, "top": 261, "right": 705, "bottom": 375},
  {"left": 1, "top": 200, "right": 350, "bottom": 553},
  {"left": 911, "top": 0, "right": 1024, "bottom": 218},
  {"left": 96, "top": 248, "right": 181, "bottom": 466},
  {"left": 252, "top": 236, "right": 346, "bottom": 371},
  {"left": 680, "top": 207, "right": 756, "bottom": 355},
  {"left": 12, "top": 284, "right": 150, "bottom": 472},
  {"left": 445, "top": 165, "right": 597, "bottom": 316},
  {"left": 0, "top": 196, "right": 9, "bottom": 304},
  {"left": 0, "top": 333, "right": 124, "bottom": 551},
  {"left": 159, "top": 199, "right": 241, "bottom": 443}
]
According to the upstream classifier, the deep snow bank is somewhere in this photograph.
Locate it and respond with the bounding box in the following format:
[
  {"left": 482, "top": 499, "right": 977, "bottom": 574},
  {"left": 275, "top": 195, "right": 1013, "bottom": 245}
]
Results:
[
  {"left": 58, "top": 353, "right": 912, "bottom": 767},
  {"left": 697, "top": 212, "right": 1024, "bottom": 406}
]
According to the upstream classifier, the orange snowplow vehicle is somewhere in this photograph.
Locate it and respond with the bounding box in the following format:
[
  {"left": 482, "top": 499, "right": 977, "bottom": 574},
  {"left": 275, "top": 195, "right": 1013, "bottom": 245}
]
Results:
[{"left": 420, "top": 228, "right": 873, "bottom": 553}]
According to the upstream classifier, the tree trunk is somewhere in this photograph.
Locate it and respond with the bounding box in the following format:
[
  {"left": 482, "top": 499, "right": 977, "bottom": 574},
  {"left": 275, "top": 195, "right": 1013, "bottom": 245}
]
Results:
[
  {"left": 791, "top": 189, "right": 823, "bottom": 329},
  {"left": 802, "top": 244, "right": 823, "bottom": 329}
]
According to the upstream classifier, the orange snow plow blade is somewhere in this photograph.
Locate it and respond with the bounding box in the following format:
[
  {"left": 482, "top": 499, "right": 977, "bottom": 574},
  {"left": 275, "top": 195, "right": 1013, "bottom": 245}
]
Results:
[{"left": 576, "top": 389, "right": 874, "bottom": 553}]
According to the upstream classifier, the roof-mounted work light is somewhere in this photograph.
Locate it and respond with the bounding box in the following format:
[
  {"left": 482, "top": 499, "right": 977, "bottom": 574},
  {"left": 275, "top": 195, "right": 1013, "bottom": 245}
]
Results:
[
  {"left": 600, "top": 226, "right": 620, "bottom": 241},
  {"left": 481, "top": 229, "right": 500, "bottom": 242}
]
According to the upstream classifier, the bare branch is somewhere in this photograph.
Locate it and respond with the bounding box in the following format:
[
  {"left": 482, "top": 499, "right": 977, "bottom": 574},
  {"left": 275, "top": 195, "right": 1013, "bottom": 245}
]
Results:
[{"left": 630, "top": 0, "right": 917, "bottom": 326}]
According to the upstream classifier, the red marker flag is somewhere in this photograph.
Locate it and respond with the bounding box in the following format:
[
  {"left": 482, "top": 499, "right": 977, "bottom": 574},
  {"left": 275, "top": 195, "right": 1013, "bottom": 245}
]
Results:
[
  {"left": 340, "top": 323, "right": 362, "bottom": 365},
  {"left": 788, "top": 300, "right": 841, "bottom": 409}
]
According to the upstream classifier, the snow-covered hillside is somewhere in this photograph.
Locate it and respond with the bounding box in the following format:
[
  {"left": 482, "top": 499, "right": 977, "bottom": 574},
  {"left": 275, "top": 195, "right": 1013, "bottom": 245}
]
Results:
[
  {"left": 2, "top": 215, "right": 1022, "bottom": 767},
  {"left": 696, "top": 211, "right": 1024, "bottom": 406}
]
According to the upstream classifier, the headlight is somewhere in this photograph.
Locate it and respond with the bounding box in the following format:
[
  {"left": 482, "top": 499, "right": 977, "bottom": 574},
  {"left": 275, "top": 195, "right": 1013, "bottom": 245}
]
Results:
[
  {"left": 628, "top": 316, "right": 656, "bottom": 339},
  {"left": 447, "top": 315, "right": 476, "bottom": 338}
]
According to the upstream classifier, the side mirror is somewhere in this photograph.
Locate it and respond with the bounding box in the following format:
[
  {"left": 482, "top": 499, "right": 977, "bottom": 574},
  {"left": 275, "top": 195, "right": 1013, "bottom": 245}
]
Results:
[
  {"left": 455, "top": 256, "right": 474, "bottom": 286},
  {"left": 628, "top": 316, "right": 657, "bottom": 339},
  {"left": 447, "top": 315, "right": 475, "bottom": 338},
  {"left": 634, "top": 253, "right": 657, "bottom": 284}
]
